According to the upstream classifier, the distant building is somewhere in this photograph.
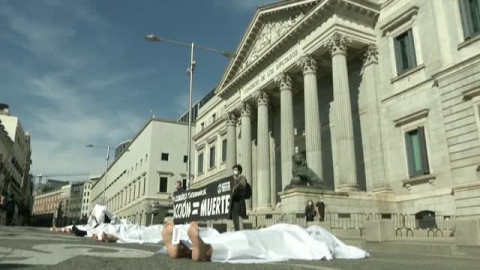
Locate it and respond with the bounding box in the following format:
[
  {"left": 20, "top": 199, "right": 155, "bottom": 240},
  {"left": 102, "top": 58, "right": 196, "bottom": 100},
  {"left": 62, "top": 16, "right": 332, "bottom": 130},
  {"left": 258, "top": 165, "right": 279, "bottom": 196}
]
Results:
[
  {"left": 67, "top": 182, "right": 85, "bottom": 221},
  {"left": 89, "top": 118, "right": 193, "bottom": 225},
  {"left": 81, "top": 179, "right": 93, "bottom": 218},
  {"left": 177, "top": 87, "right": 217, "bottom": 124},
  {"left": 31, "top": 189, "right": 63, "bottom": 227},
  {"left": 37, "top": 179, "right": 70, "bottom": 194}
]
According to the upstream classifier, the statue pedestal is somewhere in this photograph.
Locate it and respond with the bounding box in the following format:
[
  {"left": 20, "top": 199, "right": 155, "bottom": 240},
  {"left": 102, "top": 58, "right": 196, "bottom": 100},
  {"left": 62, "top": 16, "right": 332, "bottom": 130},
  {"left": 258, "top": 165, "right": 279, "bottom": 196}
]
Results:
[
  {"left": 278, "top": 187, "right": 347, "bottom": 213},
  {"left": 278, "top": 187, "right": 396, "bottom": 214}
]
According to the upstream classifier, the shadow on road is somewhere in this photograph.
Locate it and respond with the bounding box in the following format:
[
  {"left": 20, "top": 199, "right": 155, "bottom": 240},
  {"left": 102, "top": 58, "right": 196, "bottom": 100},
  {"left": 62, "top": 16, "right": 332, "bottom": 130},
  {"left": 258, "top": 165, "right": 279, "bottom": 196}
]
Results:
[{"left": 0, "top": 264, "right": 34, "bottom": 269}]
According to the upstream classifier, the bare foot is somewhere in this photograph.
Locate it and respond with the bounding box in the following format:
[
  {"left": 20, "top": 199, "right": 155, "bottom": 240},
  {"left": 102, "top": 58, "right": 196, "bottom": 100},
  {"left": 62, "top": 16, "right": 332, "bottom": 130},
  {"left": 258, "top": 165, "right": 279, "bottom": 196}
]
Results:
[
  {"left": 187, "top": 222, "right": 212, "bottom": 262},
  {"left": 162, "top": 221, "right": 180, "bottom": 258},
  {"left": 162, "top": 221, "right": 191, "bottom": 259},
  {"left": 102, "top": 232, "right": 118, "bottom": 243}
]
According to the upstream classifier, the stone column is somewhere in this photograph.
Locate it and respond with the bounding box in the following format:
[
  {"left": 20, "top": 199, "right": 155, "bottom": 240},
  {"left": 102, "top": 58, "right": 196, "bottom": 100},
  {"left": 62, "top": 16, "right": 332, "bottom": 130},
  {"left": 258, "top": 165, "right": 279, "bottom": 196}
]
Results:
[
  {"left": 274, "top": 73, "right": 295, "bottom": 190},
  {"left": 252, "top": 139, "right": 258, "bottom": 208},
  {"left": 256, "top": 91, "right": 271, "bottom": 210},
  {"left": 240, "top": 102, "right": 253, "bottom": 210},
  {"left": 363, "top": 44, "right": 387, "bottom": 190},
  {"left": 327, "top": 33, "right": 359, "bottom": 191},
  {"left": 297, "top": 54, "right": 323, "bottom": 180},
  {"left": 225, "top": 112, "right": 237, "bottom": 175}
]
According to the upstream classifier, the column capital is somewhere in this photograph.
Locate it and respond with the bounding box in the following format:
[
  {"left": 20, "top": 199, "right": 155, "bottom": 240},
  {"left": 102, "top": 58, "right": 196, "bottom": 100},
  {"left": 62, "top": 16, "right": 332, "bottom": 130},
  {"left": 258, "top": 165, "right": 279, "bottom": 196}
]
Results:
[
  {"left": 224, "top": 112, "right": 237, "bottom": 126},
  {"left": 326, "top": 33, "right": 349, "bottom": 56},
  {"left": 296, "top": 54, "right": 317, "bottom": 75},
  {"left": 274, "top": 73, "right": 293, "bottom": 90},
  {"left": 256, "top": 91, "right": 269, "bottom": 106},
  {"left": 363, "top": 43, "right": 379, "bottom": 67},
  {"left": 241, "top": 102, "right": 252, "bottom": 117}
]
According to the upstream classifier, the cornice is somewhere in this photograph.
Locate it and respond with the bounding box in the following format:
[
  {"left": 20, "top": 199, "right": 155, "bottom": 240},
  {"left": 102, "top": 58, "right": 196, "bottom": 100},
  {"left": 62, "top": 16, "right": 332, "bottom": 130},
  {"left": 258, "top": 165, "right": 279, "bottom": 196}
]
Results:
[{"left": 192, "top": 117, "right": 225, "bottom": 142}]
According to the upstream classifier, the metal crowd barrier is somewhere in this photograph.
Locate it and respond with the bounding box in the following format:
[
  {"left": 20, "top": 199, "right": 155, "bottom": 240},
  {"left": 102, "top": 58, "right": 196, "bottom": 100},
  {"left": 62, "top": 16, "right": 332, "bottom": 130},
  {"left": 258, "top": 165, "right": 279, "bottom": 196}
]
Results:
[{"left": 197, "top": 212, "right": 456, "bottom": 238}]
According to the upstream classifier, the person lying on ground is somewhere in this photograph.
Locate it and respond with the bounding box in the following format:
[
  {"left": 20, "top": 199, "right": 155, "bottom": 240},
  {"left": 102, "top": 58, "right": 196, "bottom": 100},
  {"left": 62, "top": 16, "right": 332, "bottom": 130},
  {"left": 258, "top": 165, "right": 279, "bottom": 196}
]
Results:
[
  {"left": 160, "top": 221, "right": 369, "bottom": 263},
  {"left": 50, "top": 204, "right": 117, "bottom": 235}
]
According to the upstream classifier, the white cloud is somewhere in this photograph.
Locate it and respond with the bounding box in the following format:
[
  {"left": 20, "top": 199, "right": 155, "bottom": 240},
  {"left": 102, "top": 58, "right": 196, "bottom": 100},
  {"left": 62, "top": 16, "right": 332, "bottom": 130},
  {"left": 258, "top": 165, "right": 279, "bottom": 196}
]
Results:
[
  {"left": 0, "top": 1, "right": 146, "bottom": 177},
  {"left": 26, "top": 71, "right": 146, "bottom": 176},
  {"left": 86, "top": 69, "right": 158, "bottom": 89}
]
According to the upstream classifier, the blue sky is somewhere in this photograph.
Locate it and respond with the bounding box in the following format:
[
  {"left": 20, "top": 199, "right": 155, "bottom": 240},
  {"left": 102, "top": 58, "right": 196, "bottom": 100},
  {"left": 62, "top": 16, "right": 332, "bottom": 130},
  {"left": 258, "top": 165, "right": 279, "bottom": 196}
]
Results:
[{"left": 0, "top": 0, "right": 276, "bottom": 179}]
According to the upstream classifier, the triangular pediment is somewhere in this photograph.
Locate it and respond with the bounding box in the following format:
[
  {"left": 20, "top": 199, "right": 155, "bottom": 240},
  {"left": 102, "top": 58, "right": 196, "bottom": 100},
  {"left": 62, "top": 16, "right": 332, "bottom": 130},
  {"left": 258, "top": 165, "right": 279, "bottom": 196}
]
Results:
[
  {"left": 238, "top": 12, "right": 306, "bottom": 71},
  {"left": 217, "top": 0, "right": 320, "bottom": 95}
]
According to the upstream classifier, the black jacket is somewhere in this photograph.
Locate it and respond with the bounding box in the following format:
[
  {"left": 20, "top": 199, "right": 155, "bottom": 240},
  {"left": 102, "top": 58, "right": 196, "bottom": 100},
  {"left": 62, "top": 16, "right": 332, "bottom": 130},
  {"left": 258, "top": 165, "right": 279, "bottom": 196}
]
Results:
[
  {"left": 5, "top": 198, "right": 15, "bottom": 213},
  {"left": 229, "top": 176, "right": 248, "bottom": 219}
]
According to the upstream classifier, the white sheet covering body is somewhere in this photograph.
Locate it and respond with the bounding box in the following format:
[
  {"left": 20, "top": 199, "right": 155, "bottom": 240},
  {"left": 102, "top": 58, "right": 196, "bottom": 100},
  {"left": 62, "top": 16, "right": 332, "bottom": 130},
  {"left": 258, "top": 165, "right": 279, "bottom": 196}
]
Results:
[
  {"left": 76, "top": 205, "right": 369, "bottom": 263},
  {"left": 169, "top": 223, "right": 369, "bottom": 264}
]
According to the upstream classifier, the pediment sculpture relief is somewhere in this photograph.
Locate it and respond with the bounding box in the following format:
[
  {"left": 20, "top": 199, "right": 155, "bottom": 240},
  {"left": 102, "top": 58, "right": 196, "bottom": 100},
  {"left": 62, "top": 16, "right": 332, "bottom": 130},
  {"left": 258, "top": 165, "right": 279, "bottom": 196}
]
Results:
[{"left": 239, "top": 13, "right": 305, "bottom": 72}]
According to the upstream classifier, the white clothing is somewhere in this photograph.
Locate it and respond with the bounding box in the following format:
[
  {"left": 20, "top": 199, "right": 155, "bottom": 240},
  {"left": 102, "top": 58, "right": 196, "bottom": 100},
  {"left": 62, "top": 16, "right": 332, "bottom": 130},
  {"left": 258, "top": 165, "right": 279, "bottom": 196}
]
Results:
[
  {"left": 160, "top": 223, "right": 369, "bottom": 264},
  {"left": 68, "top": 205, "right": 369, "bottom": 263}
]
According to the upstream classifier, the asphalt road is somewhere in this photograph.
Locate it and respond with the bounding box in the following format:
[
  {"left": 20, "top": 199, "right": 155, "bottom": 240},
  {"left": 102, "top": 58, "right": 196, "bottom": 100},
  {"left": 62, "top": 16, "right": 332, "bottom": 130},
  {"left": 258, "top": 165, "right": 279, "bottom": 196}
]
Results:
[{"left": 1, "top": 225, "right": 479, "bottom": 270}]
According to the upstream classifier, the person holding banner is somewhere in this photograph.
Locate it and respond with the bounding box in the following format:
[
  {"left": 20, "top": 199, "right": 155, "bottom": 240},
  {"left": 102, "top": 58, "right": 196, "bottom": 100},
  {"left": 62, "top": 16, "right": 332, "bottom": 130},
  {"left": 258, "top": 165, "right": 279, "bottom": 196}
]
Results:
[
  {"left": 229, "top": 164, "right": 248, "bottom": 231},
  {"left": 175, "top": 180, "right": 185, "bottom": 192}
]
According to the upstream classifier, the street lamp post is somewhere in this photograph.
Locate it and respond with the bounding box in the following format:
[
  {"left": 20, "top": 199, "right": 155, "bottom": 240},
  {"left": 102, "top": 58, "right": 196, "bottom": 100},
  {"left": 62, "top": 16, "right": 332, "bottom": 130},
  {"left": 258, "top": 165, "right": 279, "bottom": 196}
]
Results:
[
  {"left": 86, "top": 144, "right": 110, "bottom": 205},
  {"left": 145, "top": 34, "right": 234, "bottom": 190}
]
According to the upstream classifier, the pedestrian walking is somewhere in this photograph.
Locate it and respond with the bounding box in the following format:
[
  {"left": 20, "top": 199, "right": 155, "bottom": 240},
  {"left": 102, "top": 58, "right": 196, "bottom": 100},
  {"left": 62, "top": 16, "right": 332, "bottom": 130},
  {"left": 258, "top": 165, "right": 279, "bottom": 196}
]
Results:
[
  {"left": 5, "top": 194, "right": 16, "bottom": 226},
  {"left": 305, "top": 200, "right": 316, "bottom": 222},
  {"left": 316, "top": 200, "right": 326, "bottom": 222}
]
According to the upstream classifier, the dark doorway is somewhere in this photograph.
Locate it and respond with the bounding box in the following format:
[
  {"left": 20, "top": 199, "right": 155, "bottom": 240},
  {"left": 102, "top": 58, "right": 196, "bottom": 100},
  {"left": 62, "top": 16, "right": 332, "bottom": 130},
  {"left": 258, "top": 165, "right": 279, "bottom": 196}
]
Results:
[{"left": 415, "top": 210, "right": 437, "bottom": 229}]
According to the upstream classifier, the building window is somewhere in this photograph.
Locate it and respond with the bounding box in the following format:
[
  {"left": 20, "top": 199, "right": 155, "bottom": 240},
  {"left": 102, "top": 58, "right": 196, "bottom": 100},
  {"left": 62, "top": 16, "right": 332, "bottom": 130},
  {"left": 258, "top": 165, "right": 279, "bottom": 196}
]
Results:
[
  {"left": 405, "top": 127, "right": 430, "bottom": 177},
  {"left": 161, "top": 153, "right": 169, "bottom": 161},
  {"left": 198, "top": 153, "right": 204, "bottom": 174},
  {"left": 159, "top": 177, "right": 168, "bottom": 192},
  {"left": 459, "top": 0, "right": 480, "bottom": 39},
  {"left": 221, "top": 139, "right": 227, "bottom": 163},
  {"left": 209, "top": 146, "right": 216, "bottom": 168},
  {"left": 201, "top": 122, "right": 205, "bottom": 130},
  {"left": 182, "top": 178, "right": 187, "bottom": 189},
  {"left": 394, "top": 29, "right": 417, "bottom": 74},
  {"left": 184, "top": 155, "right": 188, "bottom": 163},
  {"left": 212, "top": 113, "right": 216, "bottom": 122}
]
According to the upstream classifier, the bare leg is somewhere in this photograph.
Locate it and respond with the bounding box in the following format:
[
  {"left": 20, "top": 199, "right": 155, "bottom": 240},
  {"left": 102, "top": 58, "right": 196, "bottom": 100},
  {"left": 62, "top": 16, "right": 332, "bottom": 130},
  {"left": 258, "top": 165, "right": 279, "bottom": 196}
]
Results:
[
  {"left": 162, "top": 221, "right": 191, "bottom": 259},
  {"left": 187, "top": 222, "right": 213, "bottom": 262}
]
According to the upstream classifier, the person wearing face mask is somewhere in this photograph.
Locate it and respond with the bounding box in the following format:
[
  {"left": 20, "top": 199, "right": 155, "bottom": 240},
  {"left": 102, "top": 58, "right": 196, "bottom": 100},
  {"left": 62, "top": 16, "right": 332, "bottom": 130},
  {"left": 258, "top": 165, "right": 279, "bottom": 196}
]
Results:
[
  {"left": 305, "top": 200, "right": 317, "bottom": 222},
  {"left": 229, "top": 164, "right": 248, "bottom": 231}
]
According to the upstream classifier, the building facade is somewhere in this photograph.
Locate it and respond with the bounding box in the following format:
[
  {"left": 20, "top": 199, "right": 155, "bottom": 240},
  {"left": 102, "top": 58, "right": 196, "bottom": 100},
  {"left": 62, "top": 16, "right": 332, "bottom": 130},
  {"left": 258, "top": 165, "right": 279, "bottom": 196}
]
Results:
[
  {"left": 81, "top": 179, "right": 93, "bottom": 218},
  {"left": 192, "top": 0, "right": 480, "bottom": 226},
  {"left": 0, "top": 104, "right": 33, "bottom": 224},
  {"left": 31, "top": 189, "right": 63, "bottom": 227},
  {"left": 67, "top": 182, "right": 85, "bottom": 221},
  {"left": 89, "top": 118, "right": 192, "bottom": 225}
]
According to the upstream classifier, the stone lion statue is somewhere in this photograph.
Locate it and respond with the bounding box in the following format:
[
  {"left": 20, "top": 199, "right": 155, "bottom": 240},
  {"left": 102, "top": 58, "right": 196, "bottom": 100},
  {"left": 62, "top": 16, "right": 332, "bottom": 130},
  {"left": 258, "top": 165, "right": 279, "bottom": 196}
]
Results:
[{"left": 284, "top": 153, "right": 325, "bottom": 190}]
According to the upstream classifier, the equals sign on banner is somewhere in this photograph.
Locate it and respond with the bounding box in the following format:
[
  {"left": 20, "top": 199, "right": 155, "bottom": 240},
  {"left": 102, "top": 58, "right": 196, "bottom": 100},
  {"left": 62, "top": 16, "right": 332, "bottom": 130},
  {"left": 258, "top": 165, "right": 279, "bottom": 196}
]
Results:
[{"left": 191, "top": 202, "right": 200, "bottom": 215}]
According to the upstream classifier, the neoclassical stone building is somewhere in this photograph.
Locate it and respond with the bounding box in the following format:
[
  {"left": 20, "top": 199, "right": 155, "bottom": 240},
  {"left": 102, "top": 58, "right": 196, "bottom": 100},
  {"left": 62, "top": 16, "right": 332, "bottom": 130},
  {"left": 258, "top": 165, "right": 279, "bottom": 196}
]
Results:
[{"left": 192, "top": 0, "right": 480, "bottom": 225}]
